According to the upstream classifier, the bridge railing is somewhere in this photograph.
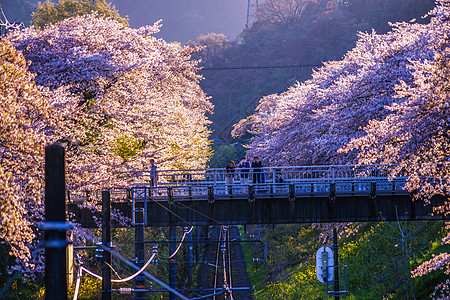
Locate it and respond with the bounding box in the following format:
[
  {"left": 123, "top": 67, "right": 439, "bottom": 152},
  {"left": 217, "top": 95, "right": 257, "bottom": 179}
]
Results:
[
  {"left": 122, "top": 164, "right": 404, "bottom": 187},
  {"left": 66, "top": 165, "right": 406, "bottom": 203}
]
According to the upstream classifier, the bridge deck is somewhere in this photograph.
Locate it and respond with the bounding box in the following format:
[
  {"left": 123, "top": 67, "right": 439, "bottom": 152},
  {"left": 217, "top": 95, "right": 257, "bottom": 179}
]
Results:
[{"left": 67, "top": 165, "right": 448, "bottom": 227}]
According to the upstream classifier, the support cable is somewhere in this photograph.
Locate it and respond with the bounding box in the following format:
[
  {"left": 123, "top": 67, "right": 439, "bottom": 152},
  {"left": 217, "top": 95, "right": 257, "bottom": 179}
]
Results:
[
  {"left": 175, "top": 201, "right": 224, "bottom": 225},
  {"left": 76, "top": 253, "right": 157, "bottom": 283},
  {"left": 75, "top": 228, "right": 190, "bottom": 300},
  {"left": 104, "top": 260, "right": 122, "bottom": 280},
  {"left": 156, "top": 226, "right": 194, "bottom": 259}
]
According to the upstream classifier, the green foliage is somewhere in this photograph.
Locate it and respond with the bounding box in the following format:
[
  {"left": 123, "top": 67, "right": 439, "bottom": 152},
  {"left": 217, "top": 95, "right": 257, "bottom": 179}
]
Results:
[
  {"left": 67, "top": 275, "right": 101, "bottom": 300},
  {"left": 245, "top": 221, "right": 448, "bottom": 299},
  {"left": 1, "top": 280, "right": 44, "bottom": 299},
  {"left": 31, "top": 0, "right": 129, "bottom": 29},
  {"left": 208, "top": 142, "right": 246, "bottom": 168},
  {"left": 0, "top": 245, "right": 43, "bottom": 299},
  {"left": 111, "top": 134, "right": 144, "bottom": 162},
  {"left": 186, "top": 33, "right": 231, "bottom": 65}
]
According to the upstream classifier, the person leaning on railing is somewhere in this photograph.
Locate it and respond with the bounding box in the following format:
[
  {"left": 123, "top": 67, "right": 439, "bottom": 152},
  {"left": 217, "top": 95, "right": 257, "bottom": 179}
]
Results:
[
  {"left": 238, "top": 156, "right": 250, "bottom": 185},
  {"left": 251, "top": 156, "right": 263, "bottom": 184},
  {"left": 225, "top": 160, "right": 236, "bottom": 194}
]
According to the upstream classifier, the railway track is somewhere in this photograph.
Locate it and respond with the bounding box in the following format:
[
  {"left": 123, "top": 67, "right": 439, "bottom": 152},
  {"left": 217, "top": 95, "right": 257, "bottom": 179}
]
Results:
[{"left": 196, "top": 226, "right": 253, "bottom": 300}]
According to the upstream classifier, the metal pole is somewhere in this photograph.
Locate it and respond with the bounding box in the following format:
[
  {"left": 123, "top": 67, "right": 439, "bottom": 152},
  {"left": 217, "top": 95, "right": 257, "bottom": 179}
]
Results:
[
  {"left": 44, "top": 144, "right": 67, "bottom": 300},
  {"left": 102, "top": 191, "right": 112, "bottom": 300},
  {"left": 168, "top": 226, "right": 177, "bottom": 300},
  {"left": 134, "top": 193, "right": 145, "bottom": 300},
  {"left": 334, "top": 227, "right": 339, "bottom": 300},
  {"left": 187, "top": 229, "right": 194, "bottom": 288}
]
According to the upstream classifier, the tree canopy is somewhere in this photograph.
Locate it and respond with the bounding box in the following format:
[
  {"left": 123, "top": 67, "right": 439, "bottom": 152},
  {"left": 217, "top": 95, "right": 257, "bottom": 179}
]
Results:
[
  {"left": 233, "top": 1, "right": 448, "bottom": 195},
  {"left": 233, "top": 1, "right": 450, "bottom": 295},
  {"left": 0, "top": 39, "right": 51, "bottom": 267},
  {"left": 3, "top": 13, "right": 212, "bottom": 268}
]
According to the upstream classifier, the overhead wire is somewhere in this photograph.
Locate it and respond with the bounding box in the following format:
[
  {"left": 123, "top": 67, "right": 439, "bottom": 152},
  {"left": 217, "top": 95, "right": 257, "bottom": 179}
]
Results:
[
  {"left": 222, "top": 227, "right": 230, "bottom": 299},
  {"left": 156, "top": 226, "right": 194, "bottom": 260},
  {"left": 150, "top": 197, "right": 193, "bottom": 225},
  {"left": 77, "top": 253, "right": 157, "bottom": 283},
  {"left": 73, "top": 253, "right": 157, "bottom": 300},
  {"left": 75, "top": 227, "right": 190, "bottom": 300},
  {"left": 213, "top": 226, "right": 224, "bottom": 300},
  {"left": 226, "top": 227, "right": 234, "bottom": 300},
  {"left": 175, "top": 200, "right": 224, "bottom": 225},
  {"left": 201, "top": 64, "right": 322, "bottom": 71}
]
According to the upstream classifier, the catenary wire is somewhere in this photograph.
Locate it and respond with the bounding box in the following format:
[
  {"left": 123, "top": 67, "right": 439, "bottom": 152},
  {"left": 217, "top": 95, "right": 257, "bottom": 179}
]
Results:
[
  {"left": 150, "top": 197, "right": 194, "bottom": 225},
  {"left": 75, "top": 227, "right": 190, "bottom": 300},
  {"left": 201, "top": 64, "right": 322, "bottom": 71},
  {"left": 175, "top": 200, "right": 224, "bottom": 225},
  {"left": 156, "top": 226, "right": 194, "bottom": 259}
]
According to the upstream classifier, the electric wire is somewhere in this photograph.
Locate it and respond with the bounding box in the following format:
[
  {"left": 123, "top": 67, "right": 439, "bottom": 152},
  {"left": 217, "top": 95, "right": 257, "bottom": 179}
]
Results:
[
  {"left": 73, "top": 253, "right": 158, "bottom": 299},
  {"left": 145, "top": 198, "right": 200, "bottom": 260},
  {"left": 175, "top": 200, "right": 224, "bottom": 225},
  {"left": 77, "top": 252, "right": 157, "bottom": 283},
  {"left": 73, "top": 265, "right": 83, "bottom": 300},
  {"left": 222, "top": 227, "right": 230, "bottom": 299},
  {"left": 227, "top": 227, "right": 234, "bottom": 300},
  {"left": 75, "top": 227, "right": 190, "bottom": 300},
  {"left": 156, "top": 226, "right": 194, "bottom": 259},
  {"left": 150, "top": 197, "right": 193, "bottom": 225},
  {"left": 201, "top": 64, "right": 322, "bottom": 71},
  {"left": 223, "top": 226, "right": 235, "bottom": 300}
]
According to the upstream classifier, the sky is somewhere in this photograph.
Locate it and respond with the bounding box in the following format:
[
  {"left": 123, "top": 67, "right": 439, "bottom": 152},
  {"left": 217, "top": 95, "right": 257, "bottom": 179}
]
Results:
[{"left": 109, "top": 0, "right": 248, "bottom": 43}]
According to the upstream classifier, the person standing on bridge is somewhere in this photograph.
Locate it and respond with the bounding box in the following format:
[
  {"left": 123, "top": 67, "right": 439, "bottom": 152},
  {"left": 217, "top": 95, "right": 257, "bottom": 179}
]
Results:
[
  {"left": 238, "top": 156, "right": 250, "bottom": 185},
  {"left": 225, "top": 160, "right": 236, "bottom": 194},
  {"left": 251, "top": 156, "right": 263, "bottom": 184},
  {"left": 150, "top": 158, "right": 158, "bottom": 188}
]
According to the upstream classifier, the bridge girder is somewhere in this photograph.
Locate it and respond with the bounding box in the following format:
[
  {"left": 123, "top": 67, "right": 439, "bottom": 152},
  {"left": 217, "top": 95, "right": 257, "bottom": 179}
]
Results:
[{"left": 67, "top": 193, "right": 447, "bottom": 228}]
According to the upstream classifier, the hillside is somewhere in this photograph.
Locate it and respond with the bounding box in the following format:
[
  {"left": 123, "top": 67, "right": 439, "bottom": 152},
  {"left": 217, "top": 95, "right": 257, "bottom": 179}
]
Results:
[{"left": 194, "top": 0, "right": 434, "bottom": 145}]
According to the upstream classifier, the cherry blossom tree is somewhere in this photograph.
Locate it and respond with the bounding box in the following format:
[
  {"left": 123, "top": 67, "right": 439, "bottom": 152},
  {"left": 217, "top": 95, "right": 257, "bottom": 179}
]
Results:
[
  {"left": 233, "top": 2, "right": 444, "bottom": 168},
  {"left": 0, "top": 39, "right": 52, "bottom": 269},
  {"left": 341, "top": 36, "right": 450, "bottom": 201},
  {"left": 234, "top": 0, "right": 450, "bottom": 295},
  {"left": 8, "top": 13, "right": 213, "bottom": 192},
  {"left": 341, "top": 2, "right": 450, "bottom": 294},
  {"left": 2, "top": 13, "right": 213, "bottom": 271}
]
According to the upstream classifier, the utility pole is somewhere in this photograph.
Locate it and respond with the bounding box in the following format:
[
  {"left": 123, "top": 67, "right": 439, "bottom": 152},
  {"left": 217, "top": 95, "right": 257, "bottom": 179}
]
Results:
[
  {"left": 333, "top": 227, "right": 339, "bottom": 300},
  {"left": 102, "top": 191, "right": 112, "bottom": 300},
  {"left": 246, "top": 0, "right": 259, "bottom": 28},
  {"left": 134, "top": 192, "right": 145, "bottom": 300},
  {"left": 44, "top": 144, "right": 68, "bottom": 300}
]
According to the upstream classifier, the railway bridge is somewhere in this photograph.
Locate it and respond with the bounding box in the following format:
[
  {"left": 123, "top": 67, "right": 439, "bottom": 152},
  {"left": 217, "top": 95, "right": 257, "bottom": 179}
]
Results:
[{"left": 68, "top": 164, "right": 447, "bottom": 227}]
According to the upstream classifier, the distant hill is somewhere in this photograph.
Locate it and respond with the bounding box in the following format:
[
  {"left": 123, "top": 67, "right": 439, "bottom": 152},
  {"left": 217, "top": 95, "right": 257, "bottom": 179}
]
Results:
[{"left": 196, "top": 0, "right": 435, "bottom": 143}]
